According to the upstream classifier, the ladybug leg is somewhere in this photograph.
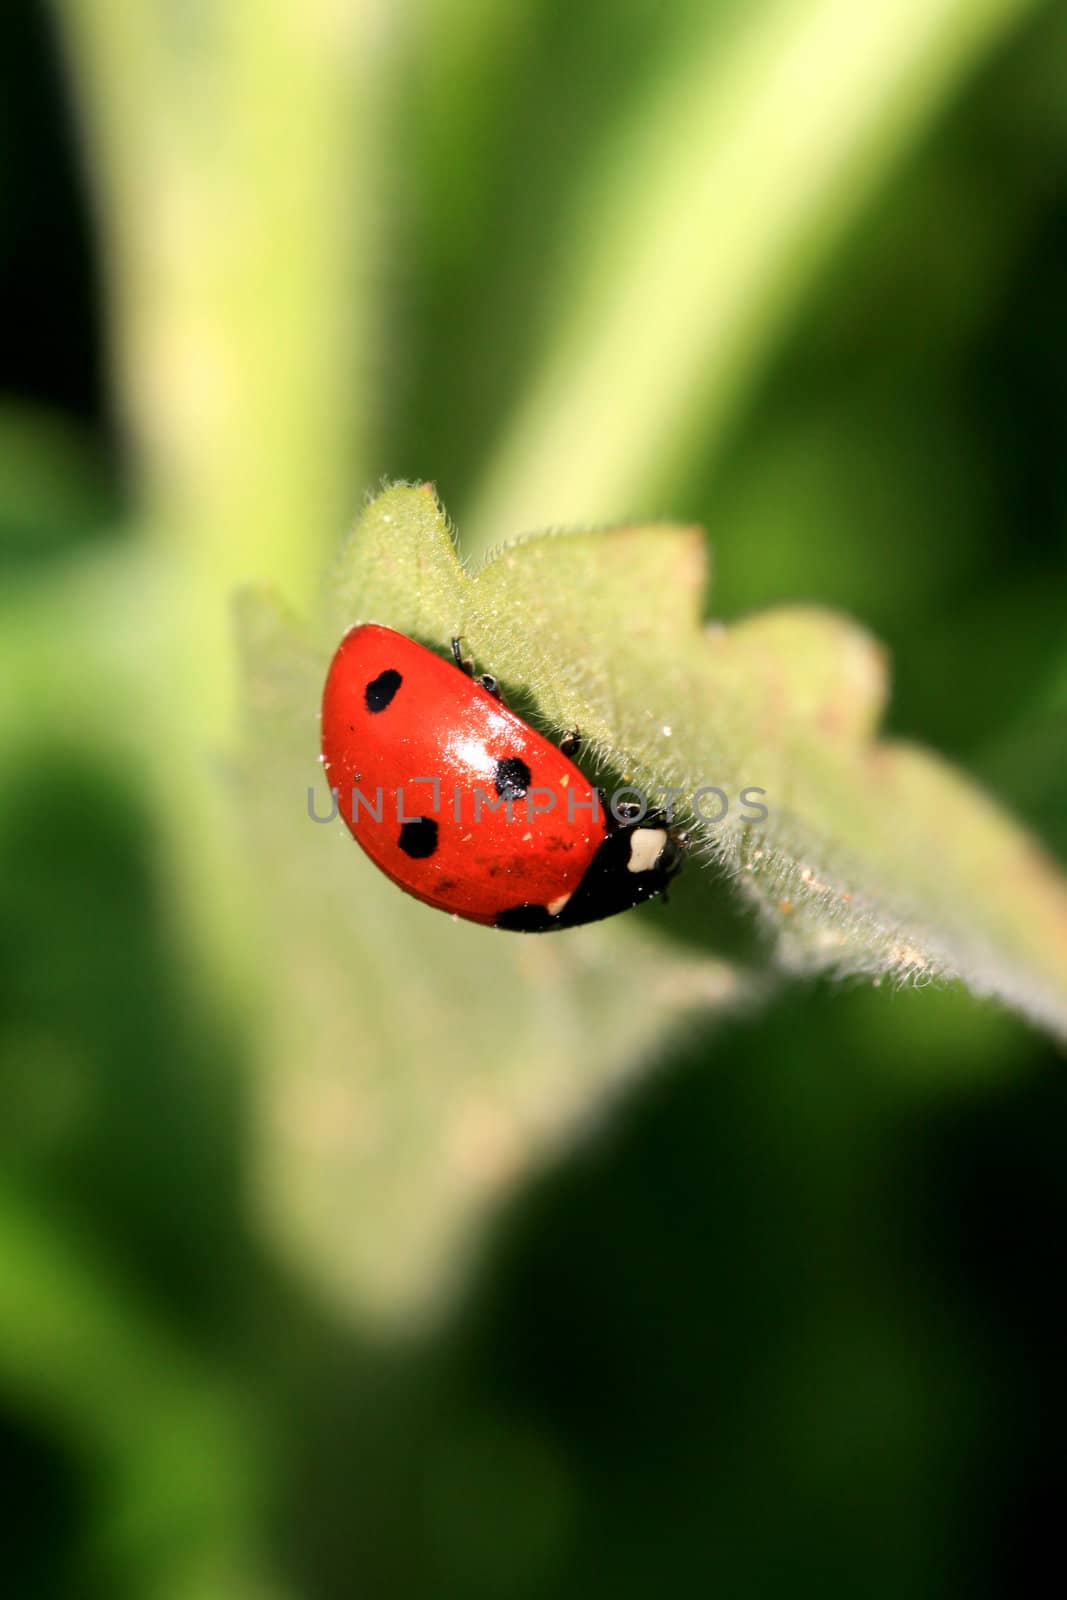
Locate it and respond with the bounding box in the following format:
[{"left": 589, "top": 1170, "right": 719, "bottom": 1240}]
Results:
[
  {"left": 451, "top": 636, "right": 502, "bottom": 699},
  {"left": 451, "top": 636, "right": 504, "bottom": 700},
  {"left": 559, "top": 726, "right": 581, "bottom": 758},
  {"left": 450, "top": 635, "right": 473, "bottom": 676}
]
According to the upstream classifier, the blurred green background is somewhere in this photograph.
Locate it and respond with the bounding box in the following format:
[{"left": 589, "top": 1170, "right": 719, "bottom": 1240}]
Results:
[{"left": 2, "top": 1, "right": 1066, "bottom": 1596}]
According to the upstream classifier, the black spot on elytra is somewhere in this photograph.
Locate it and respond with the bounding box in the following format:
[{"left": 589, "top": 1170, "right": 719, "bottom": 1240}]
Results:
[
  {"left": 398, "top": 817, "right": 438, "bottom": 859},
  {"left": 365, "top": 668, "right": 402, "bottom": 713},
  {"left": 494, "top": 757, "right": 532, "bottom": 798}
]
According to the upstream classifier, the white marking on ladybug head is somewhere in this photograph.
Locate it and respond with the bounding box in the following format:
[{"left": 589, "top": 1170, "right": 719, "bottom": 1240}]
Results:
[
  {"left": 547, "top": 891, "right": 572, "bottom": 916},
  {"left": 626, "top": 827, "right": 667, "bottom": 875}
]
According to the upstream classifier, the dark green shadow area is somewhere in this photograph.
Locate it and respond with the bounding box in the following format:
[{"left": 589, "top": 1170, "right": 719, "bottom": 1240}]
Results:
[
  {"left": 0, "top": 756, "right": 250, "bottom": 1341},
  {"left": 276, "top": 978, "right": 1065, "bottom": 1600}
]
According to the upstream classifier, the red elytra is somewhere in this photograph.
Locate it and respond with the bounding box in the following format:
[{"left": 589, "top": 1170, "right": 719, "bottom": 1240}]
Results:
[{"left": 320, "top": 623, "right": 684, "bottom": 931}]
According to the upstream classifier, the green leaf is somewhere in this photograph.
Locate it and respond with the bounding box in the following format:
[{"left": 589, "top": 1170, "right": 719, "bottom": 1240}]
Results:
[
  {"left": 240, "top": 483, "right": 1067, "bottom": 1321},
  {"left": 239, "top": 514, "right": 751, "bottom": 1324}
]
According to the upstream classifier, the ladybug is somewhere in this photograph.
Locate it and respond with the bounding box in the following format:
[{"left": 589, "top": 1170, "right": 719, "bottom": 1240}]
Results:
[{"left": 320, "top": 624, "right": 685, "bottom": 931}]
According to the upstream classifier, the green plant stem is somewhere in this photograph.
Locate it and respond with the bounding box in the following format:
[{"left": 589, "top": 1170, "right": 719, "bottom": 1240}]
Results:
[
  {"left": 53, "top": 0, "right": 381, "bottom": 631},
  {"left": 464, "top": 0, "right": 1045, "bottom": 550},
  {"left": 49, "top": 0, "right": 388, "bottom": 1002}
]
